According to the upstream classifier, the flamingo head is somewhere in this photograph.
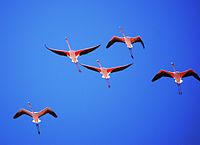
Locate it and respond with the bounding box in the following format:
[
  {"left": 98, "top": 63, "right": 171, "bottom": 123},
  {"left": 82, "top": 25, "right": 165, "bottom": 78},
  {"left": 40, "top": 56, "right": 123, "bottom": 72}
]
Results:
[{"left": 171, "top": 62, "right": 174, "bottom": 67}]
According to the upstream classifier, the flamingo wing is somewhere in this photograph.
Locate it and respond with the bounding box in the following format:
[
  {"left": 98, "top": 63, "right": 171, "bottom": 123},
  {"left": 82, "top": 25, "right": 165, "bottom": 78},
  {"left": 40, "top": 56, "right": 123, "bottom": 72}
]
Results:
[
  {"left": 45, "top": 44, "right": 69, "bottom": 56},
  {"left": 75, "top": 44, "right": 101, "bottom": 56},
  {"left": 13, "top": 109, "right": 32, "bottom": 119},
  {"left": 106, "top": 36, "right": 125, "bottom": 48},
  {"left": 181, "top": 69, "right": 200, "bottom": 81},
  {"left": 152, "top": 70, "right": 174, "bottom": 82},
  {"left": 38, "top": 107, "right": 58, "bottom": 118},
  {"left": 130, "top": 36, "right": 145, "bottom": 48},
  {"left": 107, "top": 63, "right": 133, "bottom": 73},
  {"left": 80, "top": 64, "right": 101, "bottom": 73}
]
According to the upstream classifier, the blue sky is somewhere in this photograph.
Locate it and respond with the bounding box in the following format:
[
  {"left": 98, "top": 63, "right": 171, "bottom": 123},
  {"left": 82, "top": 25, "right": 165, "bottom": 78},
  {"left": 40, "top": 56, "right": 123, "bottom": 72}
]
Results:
[{"left": 1, "top": 0, "right": 200, "bottom": 145}]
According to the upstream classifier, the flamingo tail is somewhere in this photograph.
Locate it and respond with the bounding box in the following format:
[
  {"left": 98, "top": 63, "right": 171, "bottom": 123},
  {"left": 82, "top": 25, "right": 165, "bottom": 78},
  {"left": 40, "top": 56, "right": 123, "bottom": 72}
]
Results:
[
  {"left": 106, "top": 79, "right": 111, "bottom": 88},
  {"left": 36, "top": 124, "right": 40, "bottom": 135},
  {"left": 75, "top": 63, "right": 82, "bottom": 73}
]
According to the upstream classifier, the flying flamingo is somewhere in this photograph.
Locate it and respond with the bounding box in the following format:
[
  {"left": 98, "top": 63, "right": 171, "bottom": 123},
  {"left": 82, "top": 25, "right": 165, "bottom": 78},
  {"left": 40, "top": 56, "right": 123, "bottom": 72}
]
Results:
[
  {"left": 152, "top": 62, "right": 200, "bottom": 94},
  {"left": 45, "top": 37, "right": 100, "bottom": 72},
  {"left": 13, "top": 101, "right": 58, "bottom": 134},
  {"left": 106, "top": 27, "right": 145, "bottom": 59},
  {"left": 80, "top": 60, "right": 132, "bottom": 88}
]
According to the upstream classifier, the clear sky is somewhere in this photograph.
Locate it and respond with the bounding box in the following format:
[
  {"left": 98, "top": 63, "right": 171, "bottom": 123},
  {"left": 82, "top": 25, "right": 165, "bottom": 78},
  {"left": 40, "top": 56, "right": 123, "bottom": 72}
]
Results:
[{"left": 1, "top": 0, "right": 200, "bottom": 145}]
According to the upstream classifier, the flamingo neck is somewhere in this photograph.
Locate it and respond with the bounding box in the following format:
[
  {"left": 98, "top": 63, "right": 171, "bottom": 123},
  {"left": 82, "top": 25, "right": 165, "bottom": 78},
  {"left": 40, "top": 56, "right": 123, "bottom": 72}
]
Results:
[
  {"left": 96, "top": 60, "right": 103, "bottom": 68},
  {"left": 65, "top": 38, "right": 72, "bottom": 51},
  {"left": 171, "top": 63, "right": 177, "bottom": 72},
  {"left": 120, "top": 27, "right": 126, "bottom": 37},
  {"left": 28, "top": 102, "right": 34, "bottom": 113}
]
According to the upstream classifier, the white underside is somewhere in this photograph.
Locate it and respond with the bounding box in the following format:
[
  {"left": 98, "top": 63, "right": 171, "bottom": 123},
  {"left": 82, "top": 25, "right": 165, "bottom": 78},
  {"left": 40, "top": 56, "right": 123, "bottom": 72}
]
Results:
[
  {"left": 71, "top": 59, "right": 78, "bottom": 63},
  {"left": 102, "top": 75, "right": 110, "bottom": 79},
  {"left": 175, "top": 79, "right": 183, "bottom": 84},
  {"left": 127, "top": 44, "right": 133, "bottom": 48},
  {"left": 32, "top": 119, "right": 41, "bottom": 123}
]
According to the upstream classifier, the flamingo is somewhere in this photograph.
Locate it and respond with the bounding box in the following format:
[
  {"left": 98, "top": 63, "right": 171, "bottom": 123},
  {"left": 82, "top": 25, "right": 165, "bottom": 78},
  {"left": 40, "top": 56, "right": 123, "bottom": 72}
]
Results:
[
  {"left": 106, "top": 27, "right": 145, "bottom": 59},
  {"left": 45, "top": 37, "right": 100, "bottom": 72},
  {"left": 13, "top": 101, "right": 58, "bottom": 134},
  {"left": 152, "top": 62, "right": 200, "bottom": 94},
  {"left": 80, "top": 60, "right": 132, "bottom": 88}
]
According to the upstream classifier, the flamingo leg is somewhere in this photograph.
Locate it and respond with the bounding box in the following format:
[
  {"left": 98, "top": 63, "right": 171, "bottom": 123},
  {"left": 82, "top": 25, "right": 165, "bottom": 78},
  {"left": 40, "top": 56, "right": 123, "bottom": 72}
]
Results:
[
  {"left": 177, "top": 84, "right": 182, "bottom": 95},
  {"left": 36, "top": 124, "right": 40, "bottom": 135},
  {"left": 129, "top": 48, "right": 134, "bottom": 59},
  {"left": 106, "top": 78, "right": 111, "bottom": 88},
  {"left": 75, "top": 63, "right": 82, "bottom": 73}
]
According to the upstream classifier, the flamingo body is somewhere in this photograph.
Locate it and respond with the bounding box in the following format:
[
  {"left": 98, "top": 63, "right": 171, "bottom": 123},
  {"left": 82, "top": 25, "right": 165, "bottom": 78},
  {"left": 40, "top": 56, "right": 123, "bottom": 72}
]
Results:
[
  {"left": 124, "top": 37, "right": 133, "bottom": 48},
  {"left": 100, "top": 68, "right": 111, "bottom": 79},
  {"left": 68, "top": 50, "right": 78, "bottom": 63}
]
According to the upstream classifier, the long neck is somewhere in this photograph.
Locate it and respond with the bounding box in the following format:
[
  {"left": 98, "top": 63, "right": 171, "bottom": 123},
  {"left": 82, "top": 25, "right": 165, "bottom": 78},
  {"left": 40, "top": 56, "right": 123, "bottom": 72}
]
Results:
[
  {"left": 96, "top": 60, "right": 103, "bottom": 68},
  {"left": 120, "top": 27, "right": 126, "bottom": 37},
  {"left": 28, "top": 102, "right": 34, "bottom": 112},
  {"left": 65, "top": 38, "right": 72, "bottom": 51},
  {"left": 171, "top": 62, "right": 177, "bottom": 72}
]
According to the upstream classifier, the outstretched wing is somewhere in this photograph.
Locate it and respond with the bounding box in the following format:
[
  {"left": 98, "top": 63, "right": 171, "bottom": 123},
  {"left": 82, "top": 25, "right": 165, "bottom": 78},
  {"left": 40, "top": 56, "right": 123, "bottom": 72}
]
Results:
[
  {"left": 152, "top": 70, "right": 174, "bottom": 82},
  {"left": 106, "top": 36, "right": 125, "bottom": 48},
  {"left": 75, "top": 44, "right": 101, "bottom": 56},
  {"left": 107, "top": 63, "right": 133, "bottom": 73},
  {"left": 80, "top": 64, "right": 101, "bottom": 73},
  {"left": 130, "top": 36, "right": 145, "bottom": 48},
  {"left": 45, "top": 44, "right": 69, "bottom": 56},
  {"left": 181, "top": 69, "right": 200, "bottom": 81},
  {"left": 13, "top": 109, "right": 32, "bottom": 119},
  {"left": 38, "top": 107, "right": 58, "bottom": 118}
]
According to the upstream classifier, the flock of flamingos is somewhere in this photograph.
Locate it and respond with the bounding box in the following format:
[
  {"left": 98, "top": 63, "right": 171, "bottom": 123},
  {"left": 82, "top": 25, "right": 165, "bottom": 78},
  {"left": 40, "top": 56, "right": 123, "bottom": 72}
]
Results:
[{"left": 13, "top": 27, "right": 200, "bottom": 134}]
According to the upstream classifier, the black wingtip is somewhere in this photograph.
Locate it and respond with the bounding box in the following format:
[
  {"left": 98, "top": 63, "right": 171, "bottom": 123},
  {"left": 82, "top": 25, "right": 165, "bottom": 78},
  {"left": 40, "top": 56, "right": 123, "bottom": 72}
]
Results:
[
  {"left": 44, "top": 44, "right": 49, "bottom": 49},
  {"left": 151, "top": 77, "right": 157, "bottom": 82},
  {"left": 141, "top": 41, "right": 145, "bottom": 49},
  {"left": 13, "top": 113, "right": 19, "bottom": 119},
  {"left": 54, "top": 112, "right": 58, "bottom": 118},
  {"left": 106, "top": 43, "right": 111, "bottom": 48}
]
